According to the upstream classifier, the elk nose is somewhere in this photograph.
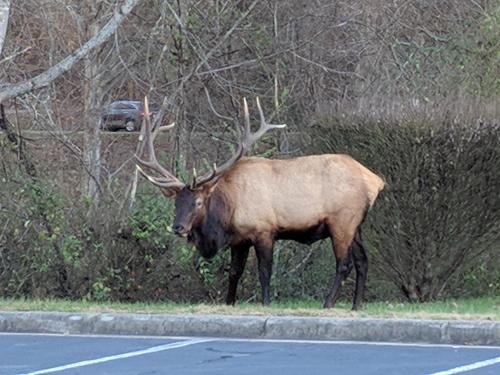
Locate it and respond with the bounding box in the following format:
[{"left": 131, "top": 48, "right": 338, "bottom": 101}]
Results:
[{"left": 172, "top": 224, "right": 185, "bottom": 235}]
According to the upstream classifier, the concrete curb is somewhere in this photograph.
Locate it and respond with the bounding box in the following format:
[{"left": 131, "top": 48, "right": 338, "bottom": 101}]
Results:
[{"left": 0, "top": 311, "right": 498, "bottom": 346}]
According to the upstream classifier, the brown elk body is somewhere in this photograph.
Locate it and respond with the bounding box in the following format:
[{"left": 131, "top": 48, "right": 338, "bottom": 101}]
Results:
[{"left": 137, "top": 98, "right": 384, "bottom": 310}]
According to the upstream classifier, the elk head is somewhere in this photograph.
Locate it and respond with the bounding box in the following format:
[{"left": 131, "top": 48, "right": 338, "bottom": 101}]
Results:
[{"left": 136, "top": 97, "right": 286, "bottom": 257}]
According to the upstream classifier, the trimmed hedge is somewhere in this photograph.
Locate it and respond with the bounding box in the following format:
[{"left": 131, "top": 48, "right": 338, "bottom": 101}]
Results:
[{"left": 310, "top": 118, "right": 500, "bottom": 301}]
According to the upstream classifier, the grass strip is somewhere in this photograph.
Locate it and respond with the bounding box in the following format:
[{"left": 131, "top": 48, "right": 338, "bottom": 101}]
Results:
[{"left": 0, "top": 296, "right": 498, "bottom": 320}]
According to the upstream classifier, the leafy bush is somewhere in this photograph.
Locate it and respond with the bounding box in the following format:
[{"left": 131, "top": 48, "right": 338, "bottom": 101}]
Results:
[
  {"left": 0, "top": 178, "right": 206, "bottom": 302},
  {"left": 0, "top": 179, "right": 86, "bottom": 297}
]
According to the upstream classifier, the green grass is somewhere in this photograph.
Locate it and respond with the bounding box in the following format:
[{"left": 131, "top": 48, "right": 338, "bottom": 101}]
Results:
[{"left": 0, "top": 297, "right": 498, "bottom": 320}]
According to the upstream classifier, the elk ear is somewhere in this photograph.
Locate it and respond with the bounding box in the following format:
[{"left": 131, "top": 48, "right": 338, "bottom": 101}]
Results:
[
  {"left": 196, "top": 180, "right": 219, "bottom": 196},
  {"left": 160, "top": 186, "right": 181, "bottom": 198}
]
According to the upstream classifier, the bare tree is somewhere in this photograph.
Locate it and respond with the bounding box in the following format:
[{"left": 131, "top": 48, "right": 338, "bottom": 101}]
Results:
[
  {"left": 0, "top": 0, "right": 140, "bottom": 103},
  {"left": 0, "top": 0, "right": 142, "bottom": 212}
]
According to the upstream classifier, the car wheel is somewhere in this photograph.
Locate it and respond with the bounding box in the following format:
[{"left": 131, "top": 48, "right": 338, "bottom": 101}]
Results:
[{"left": 125, "top": 120, "right": 136, "bottom": 132}]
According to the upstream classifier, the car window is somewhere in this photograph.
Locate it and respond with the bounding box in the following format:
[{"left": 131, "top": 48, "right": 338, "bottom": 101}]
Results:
[
  {"left": 137, "top": 103, "right": 159, "bottom": 110},
  {"left": 111, "top": 102, "right": 137, "bottom": 110}
]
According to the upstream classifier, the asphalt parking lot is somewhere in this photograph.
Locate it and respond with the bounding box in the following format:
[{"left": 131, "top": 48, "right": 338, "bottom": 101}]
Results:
[{"left": 1, "top": 333, "right": 499, "bottom": 375}]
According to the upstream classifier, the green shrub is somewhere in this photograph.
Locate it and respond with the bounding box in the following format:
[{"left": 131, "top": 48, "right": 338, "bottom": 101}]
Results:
[
  {"left": 0, "top": 179, "right": 75, "bottom": 297},
  {"left": 0, "top": 179, "right": 207, "bottom": 302}
]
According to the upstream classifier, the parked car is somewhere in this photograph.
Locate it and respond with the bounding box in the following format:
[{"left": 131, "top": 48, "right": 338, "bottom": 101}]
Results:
[{"left": 101, "top": 100, "right": 160, "bottom": 132}]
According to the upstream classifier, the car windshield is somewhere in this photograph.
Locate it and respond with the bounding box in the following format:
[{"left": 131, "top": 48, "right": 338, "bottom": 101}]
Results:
[
  {"left": 149, "top": 103, "right": 160, "bottom": 111},
  {"left": 110, "top": 102, "right": 139, "bottom": 110}
]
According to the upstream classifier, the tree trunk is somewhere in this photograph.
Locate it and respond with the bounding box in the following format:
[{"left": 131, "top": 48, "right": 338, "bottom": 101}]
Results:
[
  {"left": 81, "top": 20, "right": 103, "bottom": 208},
  {"left": 0, "top": 0, "right": 10, "bottom": 57},
  {"left": 0, "top": 1, "right": 9, "bottom": 133}
]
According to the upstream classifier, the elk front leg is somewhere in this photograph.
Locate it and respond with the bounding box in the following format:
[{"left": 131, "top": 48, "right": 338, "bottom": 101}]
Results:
[
  {"left": 226, "top": 244, "right": 250, "bottom": 305},
  {"left": 254, "top": 237, "right": 274, "bottom": 306}
]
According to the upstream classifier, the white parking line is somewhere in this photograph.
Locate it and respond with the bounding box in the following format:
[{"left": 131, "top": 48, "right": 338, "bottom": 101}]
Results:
[
  {"left": 427, "top": 356, "right": 500, "bottom": 375},
  {"left": 220, "top": 337, "right": 500, "bottom": 350},
  {"left": 16, "top": 338, "right": 213, "bottom": 375},
  {"left": 2, "top": 332, "right": 499, "bottom": 350}
]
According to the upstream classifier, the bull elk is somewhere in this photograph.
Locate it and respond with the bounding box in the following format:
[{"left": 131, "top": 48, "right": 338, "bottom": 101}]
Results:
[{"left": 136, "top": 98, "right": 384, "bottom": 310}]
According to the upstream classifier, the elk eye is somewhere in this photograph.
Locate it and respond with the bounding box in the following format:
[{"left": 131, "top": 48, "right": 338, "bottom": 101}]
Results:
[{"left": 196, "top": 200, "right": 203, "bottom": 208}]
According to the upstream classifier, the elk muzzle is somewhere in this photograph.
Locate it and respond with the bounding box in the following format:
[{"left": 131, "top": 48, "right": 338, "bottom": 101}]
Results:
[{"left": 172, "top": 223, "right": 190, "bottom": 237}]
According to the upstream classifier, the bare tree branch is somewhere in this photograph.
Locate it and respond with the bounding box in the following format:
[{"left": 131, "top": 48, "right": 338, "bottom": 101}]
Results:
[{"left": 0, "top": 0, "right": 141, "bottom": 103}]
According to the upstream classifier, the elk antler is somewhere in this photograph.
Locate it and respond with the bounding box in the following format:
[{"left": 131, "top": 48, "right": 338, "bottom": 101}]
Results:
[
  {"left": 194, "top": 97, "right": 286, "bottom": 187},
  {"left": 135, "top": 97, "right": 185, "bottom": 191}
]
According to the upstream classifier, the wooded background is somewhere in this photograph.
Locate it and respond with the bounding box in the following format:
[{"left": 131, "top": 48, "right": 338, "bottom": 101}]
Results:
[{"left": 0, "top": 0, "right": 498, "bottom": 304}]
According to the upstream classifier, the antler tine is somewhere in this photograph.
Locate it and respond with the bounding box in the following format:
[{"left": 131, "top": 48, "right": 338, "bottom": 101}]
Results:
[
  {"left": 193, "top": 97, "right": 285, "bottom": 188},
  {"left": 248, "top": 97, "right": 287, "bottom": 147},
  {"left": 136, "top": 165, "right": 183, "bottom": 189},
  {"left": 242, "top": 97, "right": 252, "bottom": 148},
  {"left": 190, "top": 167, "right": 198, "bottom": 189},
  {"left": 135, "top": 96, "right": 185, "bottom": 190}
]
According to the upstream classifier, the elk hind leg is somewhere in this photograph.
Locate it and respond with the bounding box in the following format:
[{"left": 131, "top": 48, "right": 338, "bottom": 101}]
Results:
[
  {"left": 324, "top": 226, "right": 355, "bottom": 309},
  {"left": 226, "top": 244, "right": 250, "bottom": 305},
  {"left": 351, "top": 229, "right": 368, "bottom": 311},
  {"left": 323, "top": 253, "right": 353, "bottom": 308}
]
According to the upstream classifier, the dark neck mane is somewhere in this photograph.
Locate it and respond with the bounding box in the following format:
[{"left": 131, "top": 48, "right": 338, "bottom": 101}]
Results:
[{"left": 194, "top": 187, "right": 232, "bottom": 258}]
